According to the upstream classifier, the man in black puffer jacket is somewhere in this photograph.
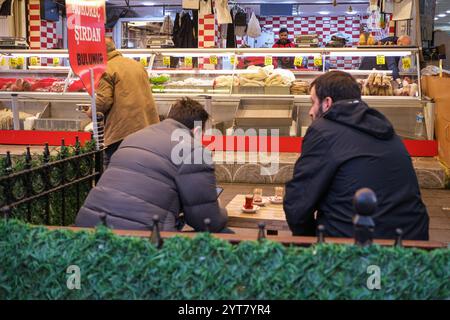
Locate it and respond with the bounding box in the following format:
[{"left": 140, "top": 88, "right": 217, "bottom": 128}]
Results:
[
  {"left": 284, "top": 71, "right": 429, "bottom": 240},
  {"left": 76, "top": 97, "right": 228, "bottom": 232}
]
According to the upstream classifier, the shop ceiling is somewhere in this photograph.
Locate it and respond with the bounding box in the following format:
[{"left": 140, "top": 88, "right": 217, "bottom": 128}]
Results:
[
  {"left": 106, "top": 0, "right": 372, "bottom": 16},
  {"left": 435, "top": 0, "right": 450, "bottom": 32}
]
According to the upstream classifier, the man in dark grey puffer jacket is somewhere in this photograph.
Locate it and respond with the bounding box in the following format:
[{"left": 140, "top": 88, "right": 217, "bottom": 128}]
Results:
[{"left": 75, "top": 97, "right": 228, "bottom": 232}]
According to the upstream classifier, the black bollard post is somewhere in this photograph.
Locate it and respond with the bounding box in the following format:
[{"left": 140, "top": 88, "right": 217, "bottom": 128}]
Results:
[
  {"left": 257, "top": 222, "right": 266, "bottom": 242},
  {"left": 352, "top": 188, "right": 377, "bottom": 247},
  {"left": 151, "top": 215, "right": 163, "bottom": 249},
  {"left": 204, "top": 218, "right": 211, "bottom": 233},
  {"left": 317, "top": 225, "right": 326, "bottom": 244},
  {"left": 394, "top": 228, "right": 403, "bottom": 247}
]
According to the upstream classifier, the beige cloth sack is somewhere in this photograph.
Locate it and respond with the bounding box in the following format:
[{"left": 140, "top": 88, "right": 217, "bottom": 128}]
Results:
[{"left": 182, "top": 0, "right": 199, "bottom": 10}]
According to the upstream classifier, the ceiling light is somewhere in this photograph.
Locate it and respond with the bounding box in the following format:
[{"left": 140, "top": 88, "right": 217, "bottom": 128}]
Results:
[
  {"left": 434, "top": 17, "right": 439, "bottom": 21},
  {"left": 318, "top": 11, "right": 330, "bottom": 15},
  {"left": 437, "top": 14, "right": 447, "bottom": 18}
]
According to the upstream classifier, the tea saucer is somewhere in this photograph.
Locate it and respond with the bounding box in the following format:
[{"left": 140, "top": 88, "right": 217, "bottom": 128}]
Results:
[
  {"left": 253, "top": 198, "right": 268, "bottom": 207},
  {"left": 268, "top": 196, "right": 283, "bottom": 204},
  {"left": 241, "top": 205, "right": 261, "bottom": 213}
]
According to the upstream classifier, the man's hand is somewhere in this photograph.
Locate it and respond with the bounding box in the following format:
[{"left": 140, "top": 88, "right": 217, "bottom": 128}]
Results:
[{"left": 83, "top": 107, "right": 92, "bottom": 119}]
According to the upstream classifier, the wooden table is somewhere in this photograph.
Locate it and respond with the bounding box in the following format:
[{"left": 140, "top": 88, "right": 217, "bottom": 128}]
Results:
[{"left": 225, "top": 194, "right": 289, "bottom": 233}]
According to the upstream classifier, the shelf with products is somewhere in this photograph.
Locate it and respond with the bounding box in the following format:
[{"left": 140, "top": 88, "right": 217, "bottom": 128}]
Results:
[
  {"left": 1, "top": 47, "right": 421, "bottom": 98},
  {"left": 0, "top": 47, "right": 428, "bottom": 139}
]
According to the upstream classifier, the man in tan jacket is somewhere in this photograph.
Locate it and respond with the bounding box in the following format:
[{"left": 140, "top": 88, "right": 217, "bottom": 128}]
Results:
[{"left": 87, "top": 37, "right": 160, "bottom": 166}]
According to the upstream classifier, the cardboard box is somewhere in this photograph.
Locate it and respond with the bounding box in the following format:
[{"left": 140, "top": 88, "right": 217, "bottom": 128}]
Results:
[{"left": 422, "top": 75, "right": 450, "bottom": 166}]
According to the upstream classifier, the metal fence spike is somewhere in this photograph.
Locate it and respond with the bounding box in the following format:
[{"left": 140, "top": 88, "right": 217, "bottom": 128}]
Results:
[
  {"left": 204, "top": 218, "right": 211, "bottom": 233},
  {"left": 151, "top": 215, "right": 163, "bottom": 249},
  {"left": 395, "top": 228, "right": 403, "bottom": 247},
  {"left": 317, "top": 225, "right": 326, "bottom": 244},
  {"left": 258, "top": 222, "right": 266, "bottom": 242}
]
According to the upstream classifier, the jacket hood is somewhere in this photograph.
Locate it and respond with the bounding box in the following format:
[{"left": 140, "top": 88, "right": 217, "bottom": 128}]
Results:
[{"left": 323, "top": 99, "right": 394, "bottom": 140}]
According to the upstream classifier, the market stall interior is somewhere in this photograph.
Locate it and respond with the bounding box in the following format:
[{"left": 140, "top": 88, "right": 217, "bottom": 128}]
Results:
[{"left": 0, "top": 0, "right": 437, "bottom": 141}]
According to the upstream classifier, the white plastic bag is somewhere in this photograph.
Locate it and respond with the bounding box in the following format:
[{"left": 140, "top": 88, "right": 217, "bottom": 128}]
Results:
[
  {"left": 215, "top": 0, "right": 232, "bottom": 24},
  {"left": 247, "top": 12, "right": 261, "bottom": 39}
]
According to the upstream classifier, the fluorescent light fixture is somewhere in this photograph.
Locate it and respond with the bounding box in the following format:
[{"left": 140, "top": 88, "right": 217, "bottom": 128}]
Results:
[
  {"left": 437, "top": 14, "right": 447, "bottom": 17},
  {"left": 447, "top": 10, "right": 450, "bottom": 14},
  {"left": 435, "top": 17, "right": 439, "bottom": 20},
  {"left": 161, "top": 88, "right": 204, "bottom": 93},
  {"left": 161, "top": 53, "right": 231, "bottom": 58},
  {"left": 318, "top": 11, "right": 330, "bottom": 15},
  {"left": 241, "top": 53, "right": 322, "bottom": 57},
  {"left": 149, "top": 69, "right": 259, "bottom": 75},
  {"left": 122, "top": 54, "right": 153, "bottom": 58},
  {"left": 11, "top": 53, "right": 68, "bottom": 58},
  {"left": 329, "top": 51, "right": 412, "bottom": 57},
  {"left": 330, "top": 69, "right": 392, "bottom": 75},
  {"left": 142, "top": 2, "right": 155, "bottom": 5}
]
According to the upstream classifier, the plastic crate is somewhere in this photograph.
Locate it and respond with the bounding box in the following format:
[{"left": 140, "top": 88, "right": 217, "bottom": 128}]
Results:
[
  {"left": 233, "top": 86, "right": 265, "bottom": 95},
  {"left": 264, "top": 86, "right": 291, "bottom": 95},
  {"left": 33, "top": 118, "right": 90, "bottom": 131}
]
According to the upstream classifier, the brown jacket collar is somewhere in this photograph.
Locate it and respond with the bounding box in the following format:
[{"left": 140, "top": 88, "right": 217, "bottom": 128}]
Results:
[{"left": 107, "top": 50, "right": 122, "bottom": 61}]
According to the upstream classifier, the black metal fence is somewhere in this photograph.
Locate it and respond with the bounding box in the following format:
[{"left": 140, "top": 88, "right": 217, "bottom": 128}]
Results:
[{"left": 0, "top": 139, "right": 104, "bottom": 226}]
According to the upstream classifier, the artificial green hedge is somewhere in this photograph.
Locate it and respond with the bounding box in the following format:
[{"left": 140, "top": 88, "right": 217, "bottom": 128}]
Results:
[
  {"left": 0, "top": 219, "right": 448, "bottom": 300},
  {"left": 0, "top": 141, "right": 96, "bottom": 226}
]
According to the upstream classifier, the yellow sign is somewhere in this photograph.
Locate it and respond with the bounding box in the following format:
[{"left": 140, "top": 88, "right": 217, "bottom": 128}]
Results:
[
  {"left": 53, "top": 57, "right": 60, "bottom": 66},
  {"left": 209, "top": 55, "right": 218, "bottom": 65},
  {"left": 402, "top": 56, "right": 412, "bottom": 70},
  {"left": 264, "top": 56, "right": 273, "bottom": 66},
  {"left": 376, "top": 55, "right": 386, "bottom": 65},
  {"left": 17, "top": 57, "right": 25, "bottom": 66},
  {"left": 9, "top": 58, "right": 17, "bottom": 67},
  {"left": 30, "top": 57, "right": 39, "bottom": 66},
  {"left": 163, "top": 56, "right": 171, "bottom": 66},
  {"left": 294, "top": 56, "right": 303, "bottom": 67},
  {"left": 314, "top": 55, "right": 322, "bottom": 67},
  {"left": 140, "top": 57, "right": 148, "bottom": 67},
  {"left": 0, "top": 57, "right": 6, "bottom": 66},
  {"left": 185, "top": 56, "right": 193, "bottom": 67},
  {"left": 230, "top": 55, "right": 235, "bottom": 65}
]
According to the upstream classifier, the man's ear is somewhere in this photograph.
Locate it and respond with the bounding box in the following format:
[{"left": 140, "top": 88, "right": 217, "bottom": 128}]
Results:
[{"left": 323, "top": 97, "right": 334, "bottom": 112}]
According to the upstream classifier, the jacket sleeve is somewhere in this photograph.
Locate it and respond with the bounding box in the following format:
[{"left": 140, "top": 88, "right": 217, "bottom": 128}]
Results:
[
  {"left": 95, "top": 72, "right": 115, "bottom": 115},
  {"left": 174, "top": 148, "right": 227, "bottom": 232},
  {"left": 283, "top": 127, "right": 336, "bottom": 236}
]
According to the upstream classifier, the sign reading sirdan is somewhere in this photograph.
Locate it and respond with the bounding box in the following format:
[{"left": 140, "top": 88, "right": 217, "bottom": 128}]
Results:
[{"left": 66, "top": 0, "right": 107, "bottom": 96}]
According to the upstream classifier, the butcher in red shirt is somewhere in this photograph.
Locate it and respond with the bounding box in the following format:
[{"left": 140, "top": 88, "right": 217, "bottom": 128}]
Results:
[{"left": 272, "top": 27, "right": 296, "bottom": 69}]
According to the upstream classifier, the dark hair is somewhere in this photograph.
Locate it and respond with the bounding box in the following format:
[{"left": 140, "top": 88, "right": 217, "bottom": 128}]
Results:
[
  {"left": 167, "top": 97, "right": 209, "bottom": 130},
  {"left": 310, "top": 71, "right": 361, "bottom": 103},
  {"left": 279, "top": 27, "right": 289, "bottom": 34}
]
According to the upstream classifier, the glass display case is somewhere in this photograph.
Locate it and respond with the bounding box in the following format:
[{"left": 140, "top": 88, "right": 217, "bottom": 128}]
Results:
[{"left": 0, "top": 47, "right": 430, "bottom": 139}]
